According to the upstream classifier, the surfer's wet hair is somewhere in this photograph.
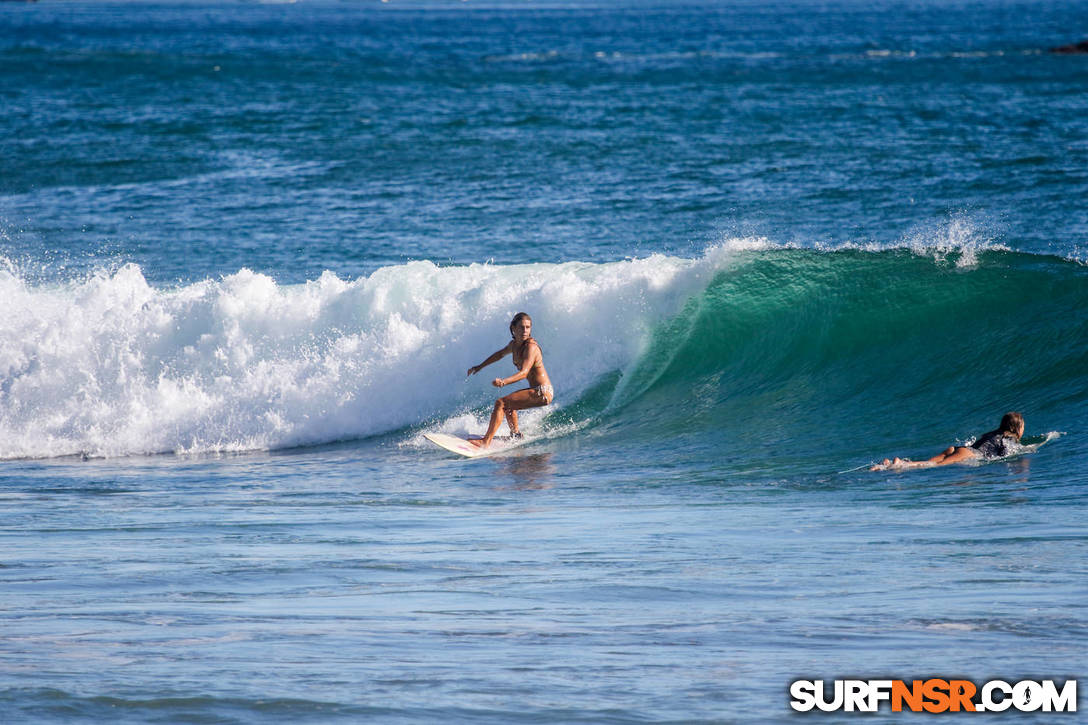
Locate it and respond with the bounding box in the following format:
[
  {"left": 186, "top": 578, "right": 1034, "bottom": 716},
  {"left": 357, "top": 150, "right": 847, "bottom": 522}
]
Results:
[
  {"left": 999, "top": 411, "right": 1024, "bottom": 439},
  {"left": 510, "top": 312, "right": 531, "bottom": 333}
]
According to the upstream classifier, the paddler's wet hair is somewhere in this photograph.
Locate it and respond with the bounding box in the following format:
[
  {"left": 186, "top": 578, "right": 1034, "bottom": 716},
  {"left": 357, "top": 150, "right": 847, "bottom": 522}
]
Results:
[
  {"left": 999, "top": 411, "right": 1024, "bottom": 439},
  {"left": 510, "top": 312, "right": 531, "bottom": 335}
]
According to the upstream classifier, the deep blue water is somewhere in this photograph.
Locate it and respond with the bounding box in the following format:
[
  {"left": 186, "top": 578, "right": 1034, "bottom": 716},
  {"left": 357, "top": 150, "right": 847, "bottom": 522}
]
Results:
[{"left": 2, "top": 1, "right": 1086, "bottom": 721}]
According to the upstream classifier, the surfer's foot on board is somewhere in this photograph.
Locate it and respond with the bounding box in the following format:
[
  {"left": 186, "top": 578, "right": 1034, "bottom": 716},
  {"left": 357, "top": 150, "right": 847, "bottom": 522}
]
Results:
[{"left": 469, "top": 438, "right": 489, "bottom": 449}]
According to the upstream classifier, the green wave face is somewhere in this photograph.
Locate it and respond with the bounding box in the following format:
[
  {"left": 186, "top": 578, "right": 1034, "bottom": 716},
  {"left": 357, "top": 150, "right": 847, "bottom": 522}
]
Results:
[{"left": 571, "top": 248, "right": 1088, "bottom": 462}]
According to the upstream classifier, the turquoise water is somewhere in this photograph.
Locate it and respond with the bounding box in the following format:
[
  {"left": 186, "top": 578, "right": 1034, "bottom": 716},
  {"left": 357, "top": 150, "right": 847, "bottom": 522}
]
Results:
[{"left": 2, "top": 1, "right": 1086, "bottom": 721}]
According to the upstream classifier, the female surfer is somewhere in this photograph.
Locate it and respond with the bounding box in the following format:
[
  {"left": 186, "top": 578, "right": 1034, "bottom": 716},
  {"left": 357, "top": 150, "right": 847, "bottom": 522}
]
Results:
[
  {"left": 466, "top": 312, "right": 554, "bottom": 448},
  {"left": 871, "top": 412, "right": 1025, "bottom": 470}
]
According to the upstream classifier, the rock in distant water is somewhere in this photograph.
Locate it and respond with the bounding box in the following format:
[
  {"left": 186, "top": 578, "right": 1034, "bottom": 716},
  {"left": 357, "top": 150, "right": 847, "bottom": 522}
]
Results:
[{"left": 1050, "top": 40, "right": 1088, "bottom": 54}]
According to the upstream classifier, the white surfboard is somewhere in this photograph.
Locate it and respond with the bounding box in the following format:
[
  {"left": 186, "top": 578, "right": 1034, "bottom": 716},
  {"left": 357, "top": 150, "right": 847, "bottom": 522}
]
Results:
[{"left": 423, "top": 432, "right": 522, "bottom": 459}]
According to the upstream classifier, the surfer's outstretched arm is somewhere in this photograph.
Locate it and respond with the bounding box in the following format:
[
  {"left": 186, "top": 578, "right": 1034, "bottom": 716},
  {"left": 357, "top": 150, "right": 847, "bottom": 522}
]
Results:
[{"left": 468, "top": 343, "right": 512, "bottom": 377}]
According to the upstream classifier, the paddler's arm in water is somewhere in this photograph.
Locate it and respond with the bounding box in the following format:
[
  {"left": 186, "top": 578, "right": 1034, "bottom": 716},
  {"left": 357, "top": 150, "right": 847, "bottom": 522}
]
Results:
[
  {"left": 491, "top": 342, "right": 538, "bottom": 388},
  {"left": 467, "top": 343, "right": 512, "bottom": 377}
]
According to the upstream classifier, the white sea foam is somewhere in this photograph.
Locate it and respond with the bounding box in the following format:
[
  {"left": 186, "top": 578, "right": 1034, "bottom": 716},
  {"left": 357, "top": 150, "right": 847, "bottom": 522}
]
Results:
[{"left": 0, "top": 248, "right": 743, "bottom": 459}]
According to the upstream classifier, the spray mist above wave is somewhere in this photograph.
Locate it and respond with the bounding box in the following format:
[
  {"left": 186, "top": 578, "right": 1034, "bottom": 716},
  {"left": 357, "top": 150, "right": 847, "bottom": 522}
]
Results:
[{"left": 0, "top": 248, "right": 736, "bottom": 459}]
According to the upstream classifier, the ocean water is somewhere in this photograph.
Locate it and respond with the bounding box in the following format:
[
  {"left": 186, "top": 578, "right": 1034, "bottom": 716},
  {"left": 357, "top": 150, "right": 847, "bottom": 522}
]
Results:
[{"left": 2, "top": 0, "right": 1087, "bottom": 722}]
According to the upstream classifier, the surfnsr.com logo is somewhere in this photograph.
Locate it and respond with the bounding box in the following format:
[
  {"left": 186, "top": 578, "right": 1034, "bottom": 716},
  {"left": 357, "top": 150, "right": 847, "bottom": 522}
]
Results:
[{"left": 789, "top": 679, "right": 1077, "bottom": 713}]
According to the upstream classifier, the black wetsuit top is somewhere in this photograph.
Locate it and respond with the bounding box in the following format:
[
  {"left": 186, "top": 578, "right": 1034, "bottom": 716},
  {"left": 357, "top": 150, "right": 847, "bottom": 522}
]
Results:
[{"left": 971, "top": 430, "right": 1014, "bottom": 459}]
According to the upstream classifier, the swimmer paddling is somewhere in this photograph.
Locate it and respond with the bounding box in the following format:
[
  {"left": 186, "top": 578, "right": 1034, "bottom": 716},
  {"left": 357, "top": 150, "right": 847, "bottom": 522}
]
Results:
[
  {"left": 466, "top": 312, "right": 554, "bottom": 449},
  {"left": 871, "top": 412, "right": 1026, "bottom": 470}
]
